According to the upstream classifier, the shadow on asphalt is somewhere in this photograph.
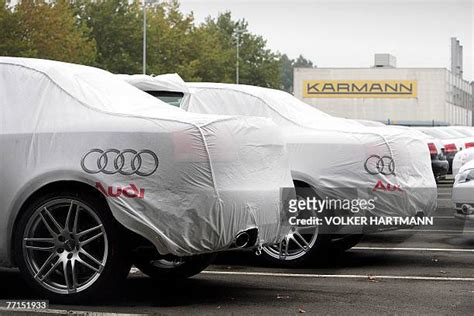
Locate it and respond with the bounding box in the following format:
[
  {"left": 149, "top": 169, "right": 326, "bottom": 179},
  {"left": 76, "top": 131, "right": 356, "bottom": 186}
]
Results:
[
  {"left": 0, "top": 248, "right": 466, "bottom": 307},
  {"left": 212, "top": 248, "right": 431, "bottom": 270},
  {"left": 0, "top": 268, "right": 293, "bottom": 308},
  {"left": 1, "top": 241, "right": 473, "bottom": 308}
]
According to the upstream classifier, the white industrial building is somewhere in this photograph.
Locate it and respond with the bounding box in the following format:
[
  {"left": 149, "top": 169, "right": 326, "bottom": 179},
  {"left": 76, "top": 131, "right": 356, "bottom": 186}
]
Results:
[{"left": 294, "top": 40, "right": 473, "bottom": 126}]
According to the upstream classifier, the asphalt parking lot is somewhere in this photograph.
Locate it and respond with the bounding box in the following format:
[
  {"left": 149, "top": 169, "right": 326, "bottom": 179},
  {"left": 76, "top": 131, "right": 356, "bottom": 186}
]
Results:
[{"left": 1, "top": 177, "right": 474, "bottom": 315}]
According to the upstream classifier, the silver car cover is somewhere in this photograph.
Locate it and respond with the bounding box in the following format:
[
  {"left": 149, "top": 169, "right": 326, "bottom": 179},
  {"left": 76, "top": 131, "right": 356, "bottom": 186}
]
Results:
[
  {"left": 0, "top": 58, "right": 294, "bottom": 266},
  {"left": 183, "top": 83, "right": 438, "bottom": 221},
  {"left": 120, "top": 74, "right": 437, "bottom": 226}
]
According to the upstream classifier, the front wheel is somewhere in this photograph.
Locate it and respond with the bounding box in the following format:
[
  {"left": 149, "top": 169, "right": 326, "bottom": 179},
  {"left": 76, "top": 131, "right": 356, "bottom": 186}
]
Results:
[
  {"left": 134, "top": 254, "right": 215, "bottom": 280},
  {"left": 14, "top": 190, "right": 131, "bottom": 304}
]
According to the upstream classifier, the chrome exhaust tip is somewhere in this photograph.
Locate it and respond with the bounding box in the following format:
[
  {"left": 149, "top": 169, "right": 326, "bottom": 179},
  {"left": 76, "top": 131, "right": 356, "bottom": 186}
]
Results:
[
  {"left": 234, "top": 232, "right": 250, "bottom": 248},
  {"left": 461, "top": 204, "right": 473, "bottom": 215}
]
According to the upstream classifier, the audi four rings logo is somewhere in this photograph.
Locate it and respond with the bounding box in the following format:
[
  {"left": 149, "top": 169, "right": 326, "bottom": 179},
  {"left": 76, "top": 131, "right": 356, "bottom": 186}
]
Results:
[
  {"left": 81, "top": 149, "right": 159, "bottom": 176},
  {"left": 364, "top": 155, "right": 395, "bottom": 175}
]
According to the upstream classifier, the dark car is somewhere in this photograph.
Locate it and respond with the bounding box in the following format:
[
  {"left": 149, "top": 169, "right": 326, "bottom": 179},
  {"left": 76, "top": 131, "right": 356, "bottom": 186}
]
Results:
[{"left": 428, "top": 142, "right": 449, "bottom": 180}]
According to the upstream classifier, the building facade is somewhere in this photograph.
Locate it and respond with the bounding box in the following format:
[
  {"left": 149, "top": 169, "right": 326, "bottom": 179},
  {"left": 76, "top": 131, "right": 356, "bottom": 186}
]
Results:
[{"left": 294, "top": 61, "right": 473, "bottom": 126}]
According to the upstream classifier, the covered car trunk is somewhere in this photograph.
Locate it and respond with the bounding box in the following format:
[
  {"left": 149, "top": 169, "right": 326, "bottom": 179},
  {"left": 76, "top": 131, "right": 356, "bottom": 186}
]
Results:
[
  {"left": 260, "top": 124, "right": 436, "bottom": 223},
  {"left": 153, "top": 115, "right": 293, "bottom": 254}
]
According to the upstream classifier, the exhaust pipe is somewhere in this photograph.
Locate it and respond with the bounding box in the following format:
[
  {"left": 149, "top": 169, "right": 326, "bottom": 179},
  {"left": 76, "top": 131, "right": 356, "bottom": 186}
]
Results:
[
  {"left": 461, "top": 204, "right": 474, "bottom": 215},
  {"left": 234, "top": 232, "right": 250, "bottom": 248}
]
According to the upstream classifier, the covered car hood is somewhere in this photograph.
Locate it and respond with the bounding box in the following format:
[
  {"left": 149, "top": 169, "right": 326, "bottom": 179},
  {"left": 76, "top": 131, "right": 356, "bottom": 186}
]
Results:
[{"left": 0, "top": 58, "right": 294, "bottom": 260}]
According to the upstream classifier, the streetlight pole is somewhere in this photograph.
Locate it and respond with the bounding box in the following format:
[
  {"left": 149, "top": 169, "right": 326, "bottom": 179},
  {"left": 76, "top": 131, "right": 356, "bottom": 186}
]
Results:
[
  {"left": 236, "top": 35, "right": 239, "bottom": 84},
  {"left": 143, "top": 0, "right": 159, "bottom": 75},
  {"left": 143, "top": 0, "right": 147, "bottom": 74},
  {"left": 233, "top": 28, "right": 244, "bottom": 84}
]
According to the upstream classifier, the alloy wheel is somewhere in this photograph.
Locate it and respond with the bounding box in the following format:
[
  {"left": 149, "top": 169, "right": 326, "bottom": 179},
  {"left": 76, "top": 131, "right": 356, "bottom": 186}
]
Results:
[
  {"left": 263, "top": 194, "right": 319, "bottom": 261},
  {"left": 22, "top": 198, "right": 108, "bottom": 294}
]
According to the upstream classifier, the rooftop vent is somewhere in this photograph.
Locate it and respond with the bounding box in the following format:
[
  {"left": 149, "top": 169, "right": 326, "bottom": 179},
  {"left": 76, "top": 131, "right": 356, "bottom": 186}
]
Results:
[{"left": 374, "top": 54, "right": 397, "bottom": 68}]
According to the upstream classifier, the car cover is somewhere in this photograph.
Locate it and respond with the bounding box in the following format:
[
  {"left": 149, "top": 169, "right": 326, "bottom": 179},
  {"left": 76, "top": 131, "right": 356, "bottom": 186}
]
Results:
[
  {"left": 0, "top": 58, "right": 294, "bottom": 262},
  {"left": 185, "top": 83, "right": 438, "bottom": 220},
  {"left": 453, "top": 148, "right": 474, "bottom": 176},
  {"left": 120, "top": 75, "right": 437, "bottom": 227},
  {"left": 117, "top": 73, "right": 189, "bottom": 94}
]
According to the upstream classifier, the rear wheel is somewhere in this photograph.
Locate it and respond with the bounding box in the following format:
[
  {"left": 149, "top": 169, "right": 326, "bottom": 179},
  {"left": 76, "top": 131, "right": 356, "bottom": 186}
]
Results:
[
  {"left": 134, "top": 254, "right": 215, "bottom": 280},
  {"left": 14, "top": 190, "right": 131, "bottom": 304},
  {"left": 261, "top": 185, "right": 331, "bottom": 267}
]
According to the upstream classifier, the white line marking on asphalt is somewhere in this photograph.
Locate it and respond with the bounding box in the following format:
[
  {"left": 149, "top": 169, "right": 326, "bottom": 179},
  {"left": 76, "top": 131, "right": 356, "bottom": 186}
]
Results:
[
  {"left": 353, "top": 246, "right": 474, "bottom": 252},
  {"left": 0, "top": 308, "right": 145, "bottom": 315},
  {"left": 203, "top": 270, "right": 474, "bottom": 282},
  {"left": 399, "top": 229, "right": 474, "bottom": 233}
]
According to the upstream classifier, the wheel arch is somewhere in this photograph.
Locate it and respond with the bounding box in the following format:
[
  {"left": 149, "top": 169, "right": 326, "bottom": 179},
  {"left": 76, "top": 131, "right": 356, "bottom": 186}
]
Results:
[
  {"left": 8, "top": 178, "right": 111, "bottom": 265},
  {"left": 291, "top": 171, "right": 317, "bottom": 191},
  {"left": 7, "top": 173, "right": 153, "bottom": 267}
]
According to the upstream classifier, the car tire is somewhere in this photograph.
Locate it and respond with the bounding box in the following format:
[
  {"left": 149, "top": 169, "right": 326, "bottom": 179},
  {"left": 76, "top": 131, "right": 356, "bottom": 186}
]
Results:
[
  {"left": 14, "top": 189, "right": 132, "bottom": 304},
  {"left": 261, "top": 185, "right": 331, "bottom": 267},
  {"left": 134, "top": 254, "right": 215, "bottom": 280}
]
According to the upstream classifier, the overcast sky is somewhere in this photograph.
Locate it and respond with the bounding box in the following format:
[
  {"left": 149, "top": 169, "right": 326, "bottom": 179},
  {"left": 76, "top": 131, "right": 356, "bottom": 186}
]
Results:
[{"left": 179, "top": 0, "right": 474, "bottom": 81}]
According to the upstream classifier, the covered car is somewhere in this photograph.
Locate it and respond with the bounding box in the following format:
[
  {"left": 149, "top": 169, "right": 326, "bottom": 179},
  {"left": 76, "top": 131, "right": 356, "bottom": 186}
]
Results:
[
  {"left": 426, "top": 138, "right": 449, "bottom": 180},
  {"left": 452, "top": 159, "right": 474, "bottom": 221},
  {"left": 407, "top": 129, "right": 449, "bottom": 180},
  {"left": 0, "top": 58, "right": 294, "bottom": 302},
  {"left": 443, "top": 126, "right": 474, "bottom": 152},
  {"left": 354, "top": 119, "right": 386, "bottom": 127},
  {"left": 121, "top": 74, "right": 437, "bottom": 266},
  {"left": 440, "top": 126, "right": 474, "bottom": 144},
  {"left": 414, "top": 127, "right": 468, "bottom": 173},
  {"left": 452, "top": 148, "right": 474, "bottom": 176}
]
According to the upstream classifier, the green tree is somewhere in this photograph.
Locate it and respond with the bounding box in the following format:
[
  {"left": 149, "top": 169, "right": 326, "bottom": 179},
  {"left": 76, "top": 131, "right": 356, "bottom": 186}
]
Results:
[
  {"left": 146, "top": 0, "right": 200, "bottom": 79},
  {"left": 1, "top": 0, "right": 312, "bottom": 91},
  {"left": 0, "top": 0, "right": 35, "bottom": 56},
  {"left": 293, "top": 55, "right": 314, "bottom": 68},
  {"left": 280, "top": 54, "right": 315, "bottom": 92},
  {"left": 1, "top": 0, "right": 96, "bottom": 64},
  {"left": 196, "top": 12, "right": 282, "bottom": 88},
  {"left": 280, "top": 54, "right": 293, "bottom": 92},
  {"left": 74, "top": 0, "right": 142, "bottom": 73},
  {"left": 189, "top": 13, "right": 235, "bottom": 82}
]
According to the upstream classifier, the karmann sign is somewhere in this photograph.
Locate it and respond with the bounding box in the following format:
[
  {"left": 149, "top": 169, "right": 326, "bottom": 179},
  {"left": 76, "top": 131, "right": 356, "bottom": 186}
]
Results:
[{"left": 303, "top": 80, "right": 417, "bottom": 98}]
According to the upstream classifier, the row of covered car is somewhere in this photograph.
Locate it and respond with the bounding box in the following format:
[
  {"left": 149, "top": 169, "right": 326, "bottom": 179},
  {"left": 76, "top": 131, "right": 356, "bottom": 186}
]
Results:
[
  {"left": 414, "top": 126, "right": 474, "bottom": 177},
  {"left": 127, "top": 73, "right": 474, "bottom": 254},
  {"left": 376, "top": 126, "right": 474, "bottom": 223},
  {"left": 0, "top": 58, "right": 438, "bottom": 303}
]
